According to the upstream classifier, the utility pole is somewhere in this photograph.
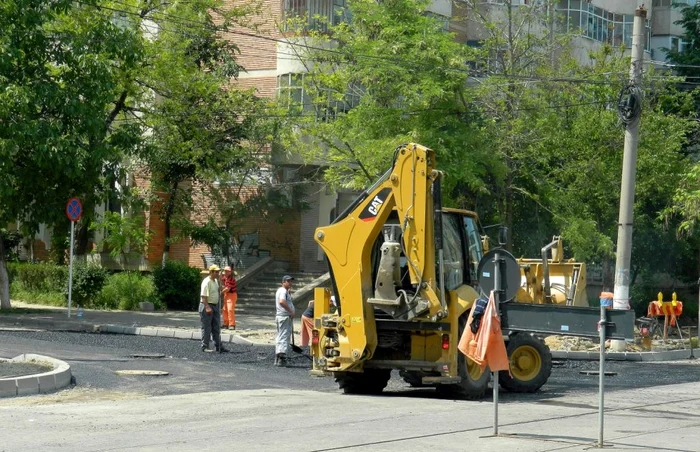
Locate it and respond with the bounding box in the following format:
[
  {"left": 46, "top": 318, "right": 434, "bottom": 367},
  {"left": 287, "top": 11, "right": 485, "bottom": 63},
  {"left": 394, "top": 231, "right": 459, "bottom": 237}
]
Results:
[{"left": 611, "top": 7, "right": 646, "bottom": 352}]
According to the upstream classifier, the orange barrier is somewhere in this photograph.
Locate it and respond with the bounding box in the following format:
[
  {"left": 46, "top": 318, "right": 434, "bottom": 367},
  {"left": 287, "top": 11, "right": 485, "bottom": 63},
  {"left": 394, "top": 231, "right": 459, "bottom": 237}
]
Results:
[{"left": 646, "top": 292, "right": 683, "bottom": 339}]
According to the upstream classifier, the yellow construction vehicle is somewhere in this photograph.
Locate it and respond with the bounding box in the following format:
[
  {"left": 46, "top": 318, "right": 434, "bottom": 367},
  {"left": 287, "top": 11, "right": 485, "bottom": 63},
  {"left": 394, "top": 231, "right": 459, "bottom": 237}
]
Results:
[
  {"left": 515, "top": 236, "right": 588, "bottom": 307},
  {"left": 310, "top": 143, "right": 629, "bottom": 399}
]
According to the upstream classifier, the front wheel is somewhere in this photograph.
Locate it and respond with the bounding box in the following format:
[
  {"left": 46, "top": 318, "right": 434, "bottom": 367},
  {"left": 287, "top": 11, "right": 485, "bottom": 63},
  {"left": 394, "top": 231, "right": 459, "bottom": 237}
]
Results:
[{"left": 499, "top": 333, "right": 552, "bottom": 393}]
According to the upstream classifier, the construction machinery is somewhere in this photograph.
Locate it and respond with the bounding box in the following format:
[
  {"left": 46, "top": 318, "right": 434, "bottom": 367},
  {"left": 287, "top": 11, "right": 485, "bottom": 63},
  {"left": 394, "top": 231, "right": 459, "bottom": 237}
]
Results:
[
  {"left": 310, "top": 143, "right": 626, "bottom": 399},
  {"left": 515, "top": 236, "right": 587, "bottom": 307}
]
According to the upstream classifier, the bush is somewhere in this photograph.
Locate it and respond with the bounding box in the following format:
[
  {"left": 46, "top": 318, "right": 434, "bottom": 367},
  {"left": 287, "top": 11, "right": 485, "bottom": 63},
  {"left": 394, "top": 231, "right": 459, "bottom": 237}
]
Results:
[
  {"left": 67, "top": 262, "right": 108, "bottom": 309},
  {"left": 152, "top": 260, "right": 201, "bottom": 311},
  {"left": 6, "top": 262, "right": 18, "bottom": 286},
  {"left": 9, "top": 262, "right": 68, "bottom": 293},
  {"left": 8, "top": 262, "right": 68, "bottom": 306},
  {"left": 97, "top": 272, "right": 158, "bottom": 311}
]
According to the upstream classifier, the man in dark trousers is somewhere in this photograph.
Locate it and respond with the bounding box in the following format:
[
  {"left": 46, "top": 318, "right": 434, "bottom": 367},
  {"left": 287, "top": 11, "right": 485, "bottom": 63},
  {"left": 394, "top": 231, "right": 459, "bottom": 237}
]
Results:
[{"left": 200, "top": 265, "right": 227, "bottom": 353}]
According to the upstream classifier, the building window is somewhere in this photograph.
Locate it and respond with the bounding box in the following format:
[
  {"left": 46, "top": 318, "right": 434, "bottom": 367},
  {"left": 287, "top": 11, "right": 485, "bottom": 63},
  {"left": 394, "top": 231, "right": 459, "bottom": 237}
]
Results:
[
  {"left": 557, "top": 1, "right": 651, "bottom": 50},
  {"left": 276, "top": 73, "right": 361, "bottom": 121},
  {"left": 284, "top": 0, "right": 351, "bottom": 32},
  {"left": 653, "top": 0, "right": 696, "bottom": 6}
]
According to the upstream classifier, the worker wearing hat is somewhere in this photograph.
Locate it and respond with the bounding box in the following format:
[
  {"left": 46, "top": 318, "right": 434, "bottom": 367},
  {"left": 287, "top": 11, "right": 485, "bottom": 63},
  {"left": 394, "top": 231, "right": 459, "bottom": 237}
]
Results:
[
  {"left": 274, "top": 275, "right": 295, "bottom": 367},
  {"left": 220, "top": 266, "right": 238, "bottom": 330},
  {"left": 200, "top": 265, "right": 227, "bottom": 353}
]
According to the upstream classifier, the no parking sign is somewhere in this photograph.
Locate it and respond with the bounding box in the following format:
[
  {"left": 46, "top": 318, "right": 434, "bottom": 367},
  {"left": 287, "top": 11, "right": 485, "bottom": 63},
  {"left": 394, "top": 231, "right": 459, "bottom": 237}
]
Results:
[{"left": 66, "top": 197, "right": 82, "bottom": 222}]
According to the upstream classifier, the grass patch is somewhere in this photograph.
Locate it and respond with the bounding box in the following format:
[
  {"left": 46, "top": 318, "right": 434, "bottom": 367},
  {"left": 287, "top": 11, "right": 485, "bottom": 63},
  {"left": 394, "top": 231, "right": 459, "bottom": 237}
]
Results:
[{"left": 9, "top": 281, "right": 66, "bottom": 307}]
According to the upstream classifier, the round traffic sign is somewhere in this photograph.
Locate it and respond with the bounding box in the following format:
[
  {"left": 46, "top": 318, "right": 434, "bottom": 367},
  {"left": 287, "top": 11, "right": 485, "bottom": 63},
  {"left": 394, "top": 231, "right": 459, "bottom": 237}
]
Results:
[
  {"left": 477, "top": 248, "right": 521, "bottom": 302},
  {"left": 66, "top": 197, "right": 83, "bottom": 222}
]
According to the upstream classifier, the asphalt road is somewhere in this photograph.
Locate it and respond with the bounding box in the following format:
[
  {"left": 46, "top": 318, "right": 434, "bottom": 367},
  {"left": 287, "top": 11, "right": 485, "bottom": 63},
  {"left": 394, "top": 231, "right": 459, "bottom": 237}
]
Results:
[{"left": 1, "top": 330, "right": 700, "bottom": 400}]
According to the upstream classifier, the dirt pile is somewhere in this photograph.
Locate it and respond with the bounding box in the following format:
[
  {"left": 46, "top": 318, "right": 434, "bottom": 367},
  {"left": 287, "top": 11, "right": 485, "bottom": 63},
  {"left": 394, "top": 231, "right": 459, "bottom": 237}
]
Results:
[{"left": 544, "top": 335, "right": 693, "bottom": 352}]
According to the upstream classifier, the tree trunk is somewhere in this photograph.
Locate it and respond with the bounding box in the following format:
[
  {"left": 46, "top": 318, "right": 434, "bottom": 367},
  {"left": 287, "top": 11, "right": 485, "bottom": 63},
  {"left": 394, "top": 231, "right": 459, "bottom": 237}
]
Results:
[
  {"left": 0, "top": 239, "right": 11, "bottom": 310},
  {"left": 161, "top": 181, "right": 178, "bottom": 267}
]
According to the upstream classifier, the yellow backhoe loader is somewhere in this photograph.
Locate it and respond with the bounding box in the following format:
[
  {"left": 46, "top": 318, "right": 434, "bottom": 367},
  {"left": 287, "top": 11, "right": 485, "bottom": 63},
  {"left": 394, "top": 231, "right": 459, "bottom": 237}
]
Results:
[{"left": 310, "top": 143, "right": 631, "bottom": 399}]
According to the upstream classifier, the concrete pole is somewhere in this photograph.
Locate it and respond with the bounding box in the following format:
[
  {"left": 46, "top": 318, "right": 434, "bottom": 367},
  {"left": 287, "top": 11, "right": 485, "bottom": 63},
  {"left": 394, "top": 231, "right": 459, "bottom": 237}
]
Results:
[{"left": 612, "top": 7, "right": 646, "bottom": 352}]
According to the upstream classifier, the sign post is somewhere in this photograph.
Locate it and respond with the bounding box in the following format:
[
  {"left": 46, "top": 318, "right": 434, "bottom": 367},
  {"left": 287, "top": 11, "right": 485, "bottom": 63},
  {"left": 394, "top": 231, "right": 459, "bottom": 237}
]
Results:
[{"left": 65, "top": 197, "right": 82, "bottom": 318}]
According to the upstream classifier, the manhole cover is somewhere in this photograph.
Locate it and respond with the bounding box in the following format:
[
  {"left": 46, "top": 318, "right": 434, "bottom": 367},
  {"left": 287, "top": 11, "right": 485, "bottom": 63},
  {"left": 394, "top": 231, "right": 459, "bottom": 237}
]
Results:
[
  {"left": 129, "top": 353, "right": 166, "bottom": 359},
  {"left": 115, "top": 370, "right": 169, "bottom": 376},
  {"left": 579, "top": 371, "right": 617, "bottom": 376}
]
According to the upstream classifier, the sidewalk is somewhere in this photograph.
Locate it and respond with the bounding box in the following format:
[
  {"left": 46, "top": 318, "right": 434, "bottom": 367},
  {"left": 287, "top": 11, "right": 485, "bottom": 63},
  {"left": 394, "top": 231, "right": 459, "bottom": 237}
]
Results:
[{"left": 0, "top": 301, "right": 292, "bottom": 346}]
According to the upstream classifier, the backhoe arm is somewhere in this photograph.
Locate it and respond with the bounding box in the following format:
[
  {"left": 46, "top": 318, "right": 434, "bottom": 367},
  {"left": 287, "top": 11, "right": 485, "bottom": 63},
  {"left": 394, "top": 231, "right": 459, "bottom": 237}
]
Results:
[{"left": 314, "top": 143, "right": 442, "bottom": 369}]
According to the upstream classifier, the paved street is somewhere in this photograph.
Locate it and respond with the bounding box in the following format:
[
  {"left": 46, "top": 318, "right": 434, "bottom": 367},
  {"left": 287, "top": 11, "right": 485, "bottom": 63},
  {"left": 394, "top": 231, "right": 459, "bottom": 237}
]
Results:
[{"left": 1, "top": 330, "right": 700, "bottom": 451}]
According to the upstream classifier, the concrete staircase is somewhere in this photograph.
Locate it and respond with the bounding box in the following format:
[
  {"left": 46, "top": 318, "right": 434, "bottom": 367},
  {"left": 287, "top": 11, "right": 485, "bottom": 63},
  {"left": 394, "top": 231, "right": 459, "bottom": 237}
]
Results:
[{"left": 236, "top": 269, "right": 328, "bottom": 318}]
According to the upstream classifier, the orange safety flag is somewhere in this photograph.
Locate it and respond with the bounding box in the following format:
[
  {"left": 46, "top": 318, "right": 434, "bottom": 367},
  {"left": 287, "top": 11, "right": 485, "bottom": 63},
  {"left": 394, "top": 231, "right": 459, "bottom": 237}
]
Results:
[{"left": 458, "top": 291, "right": 510, "bottom": 372}]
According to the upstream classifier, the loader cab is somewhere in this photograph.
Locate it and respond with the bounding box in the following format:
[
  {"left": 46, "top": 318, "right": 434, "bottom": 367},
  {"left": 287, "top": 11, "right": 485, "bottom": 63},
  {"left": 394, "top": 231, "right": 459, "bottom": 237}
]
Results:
[
  {"left": 369, "top": 208, "right": 484, "bottom": 313},
  {"left": 441, "top": 209, "right": 484, "bottom": 291}
]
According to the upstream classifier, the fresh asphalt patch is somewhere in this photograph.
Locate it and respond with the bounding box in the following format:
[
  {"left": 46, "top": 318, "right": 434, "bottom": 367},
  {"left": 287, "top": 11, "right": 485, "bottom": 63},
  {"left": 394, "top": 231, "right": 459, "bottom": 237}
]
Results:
[{"left": 1, "top": 330, "right": 699, "bottom": 402}]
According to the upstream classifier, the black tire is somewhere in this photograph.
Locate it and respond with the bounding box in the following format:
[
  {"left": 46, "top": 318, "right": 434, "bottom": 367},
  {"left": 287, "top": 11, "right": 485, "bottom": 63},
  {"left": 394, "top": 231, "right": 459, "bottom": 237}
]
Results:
[
  {"left": 399, "top": 370, "right": 426, "bottom": 388},
  {"left": 335, "top": 369, "right": 391, "bottom": 395},
  {"left": 437, "top": 313, "right": 490, "bottom": 400},
  {"left": 499, "top": 333, "right": 552, "bottom": 393}
]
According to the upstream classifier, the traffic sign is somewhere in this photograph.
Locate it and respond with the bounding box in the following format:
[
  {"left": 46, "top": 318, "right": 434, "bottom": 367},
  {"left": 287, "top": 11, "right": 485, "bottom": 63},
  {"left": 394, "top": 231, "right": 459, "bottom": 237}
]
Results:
[{"left": 66, "top": 197, "right": 82, "bottom": 222}]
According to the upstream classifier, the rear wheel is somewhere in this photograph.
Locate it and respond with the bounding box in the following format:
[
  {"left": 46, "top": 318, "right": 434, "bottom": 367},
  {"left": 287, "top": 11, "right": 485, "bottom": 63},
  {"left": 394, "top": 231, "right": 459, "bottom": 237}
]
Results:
[
  {"left": 438, "top": 313, "right": 490, "bottom": 400},
  {"left": 499, "top": 333, "right": 552, "bottom": 393},
  {"left": 335, "top": 369, "right": 391, "bottom": 395}
]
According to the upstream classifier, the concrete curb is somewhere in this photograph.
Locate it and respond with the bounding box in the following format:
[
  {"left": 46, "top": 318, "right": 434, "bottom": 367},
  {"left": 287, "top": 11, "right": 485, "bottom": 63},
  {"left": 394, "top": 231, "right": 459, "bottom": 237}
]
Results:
[
  {"left": 100, "top": 324, "right": 255, "bottom": 345},
  {"left": 0, "top": 316, "right": 99, "bottom": 333},
  {"left": 551, "top": 349, "right": 695, "bottom": 362},
  {"left": 0, "top": 354, "right": 72, "bottom": 398},
  {"left": 0, "top": 317, "right": 257, "bottom": 345}
]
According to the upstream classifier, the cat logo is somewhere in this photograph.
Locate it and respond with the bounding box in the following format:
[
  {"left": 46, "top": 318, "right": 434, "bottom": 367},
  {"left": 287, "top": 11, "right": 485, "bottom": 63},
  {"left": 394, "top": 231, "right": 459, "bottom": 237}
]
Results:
[
  {"left": 359, "top": 187, "right": 391, "bottom": 222},
  {"left": 368, "top": 196, "right": 384, "bottom": 216}
]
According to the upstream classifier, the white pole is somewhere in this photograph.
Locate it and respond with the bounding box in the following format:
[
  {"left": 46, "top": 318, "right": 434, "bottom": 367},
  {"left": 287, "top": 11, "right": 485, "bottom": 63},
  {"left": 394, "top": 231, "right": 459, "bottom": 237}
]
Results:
[
  {"left": 597, "top": 304, "right": 606, "bottom": 447},
  {"left": 492, "top": 251, "right": 500, "bottom": 436},
  {"left": 611, "top": 7, "right": 646, "bottom": 352},
  {"left": 67, "top": 220, "right": 75, "bottom": 318}
]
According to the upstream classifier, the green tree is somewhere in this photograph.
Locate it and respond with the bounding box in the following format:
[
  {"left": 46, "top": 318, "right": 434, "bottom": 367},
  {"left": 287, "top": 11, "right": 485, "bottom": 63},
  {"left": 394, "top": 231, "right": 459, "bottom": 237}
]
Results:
[
  {"left": 280, "top": 0, "right": 493, "bottom": 193},
  {"left": 89, "top": 211, "right": 151, "bottom": 267},
  {"left": 0, "top": 0, "right": 144, "bottom": 309},
  {"left": 281, "top": 0, "right": 697, "bottom": 290}
]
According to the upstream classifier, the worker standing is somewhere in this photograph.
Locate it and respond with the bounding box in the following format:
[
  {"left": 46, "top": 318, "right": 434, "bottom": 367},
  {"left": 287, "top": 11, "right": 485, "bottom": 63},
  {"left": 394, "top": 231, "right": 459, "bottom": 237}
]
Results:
[
  {"left": 275, "top": 275, "right": 295, "bottom": 367},
  {"left": 200, "top": 265, "right": 227, "bottom": 353},
  {"left": 221, "top": 266, "right": 238, "bottom": 330}
]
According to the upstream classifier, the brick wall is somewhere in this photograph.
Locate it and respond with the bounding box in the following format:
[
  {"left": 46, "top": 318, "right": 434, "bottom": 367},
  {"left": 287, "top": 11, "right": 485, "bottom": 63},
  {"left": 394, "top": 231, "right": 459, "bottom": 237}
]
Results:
[
  {"left": 222, "top": 0, "right": 283, "bottom": 71},
  {"left": 235, "top": 77, "right": 278, "bottom": 98}
]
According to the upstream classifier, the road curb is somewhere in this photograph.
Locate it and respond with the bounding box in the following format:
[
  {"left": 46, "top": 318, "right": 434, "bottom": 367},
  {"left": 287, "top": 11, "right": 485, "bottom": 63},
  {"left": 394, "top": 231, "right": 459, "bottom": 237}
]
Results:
[
  {"left": 0, "top": 317, "right": 257, "bottom": 345},
  {"left": 0, "top": 354, "right": 72, "bottom": 398},
  {"left": 100, "top": 324, "right": 255, "bottom": 345},
  {"left": 0, "top": 316, "right": 99, "bottom": 333},
  {"left": 551, "top": 349, "right": 694, "bottom": 362}
]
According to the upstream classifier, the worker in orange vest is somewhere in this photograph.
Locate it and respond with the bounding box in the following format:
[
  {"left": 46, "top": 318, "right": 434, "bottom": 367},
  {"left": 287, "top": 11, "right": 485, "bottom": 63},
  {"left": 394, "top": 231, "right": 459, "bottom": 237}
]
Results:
[{"left": 221, "top": 266, "right": 238, "bottom": 330}]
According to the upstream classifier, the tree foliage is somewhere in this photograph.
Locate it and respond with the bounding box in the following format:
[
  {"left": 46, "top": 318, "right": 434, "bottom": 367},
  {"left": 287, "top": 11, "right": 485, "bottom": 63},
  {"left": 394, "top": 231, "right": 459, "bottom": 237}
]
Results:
[
  {"left": 281, "top": 0, "right": 494, "bottom": 192},
  {"left": 282, "top": 0, "right": 698, "bottom": 291},
  {"left": 0, "top": 0, "right": 281, "bottom": 308},
  {"left": 0, "top": 0, "right": 144, "bottom": 308}
]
